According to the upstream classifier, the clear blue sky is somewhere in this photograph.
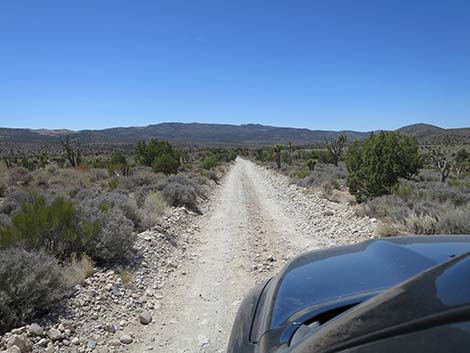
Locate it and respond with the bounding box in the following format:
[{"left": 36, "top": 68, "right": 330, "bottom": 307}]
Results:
[{"left": 1, "top": 0, "right": 469, "bottom": 131}]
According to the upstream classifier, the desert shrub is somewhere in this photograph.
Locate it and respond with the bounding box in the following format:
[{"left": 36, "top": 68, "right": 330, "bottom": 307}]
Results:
[
  {"left": 399, "top": 212, "right": 440, "bottom": 235},
  {"left": 0, "top": 248, "right": 65, "bottom": 334},
  {"left": 135, "top": 139, "right": 180, "bottom": 171},
  {"left": 62, "top": 254, "right": 94, "bottom": 288},
  {"left": 88, "top": 168, "right": 109, "bottom": 183},
  {"left": 108, "top": 178, "right": 118, "bottom": 190},
  {"left": 161, "top": 180, "right": 199, "bottom": 213},
  {"left": 165, "top": 173, "right": 209, "bottom": 199},
  {"left": 310, "top": 149, "right": 332, "bottom": 164},
  {"left": 0, "top": 195, "right": 85, "bottom": 258},
  {"left": 0, "top": 192, "right": 136, "bottom": 262},
  {"left": 201, "top": 155, "right": 219, "bottom": 170},
  {"left": 375, "top": 222, "right": 402, "bottom": 237},
  {"left": 391, "top": 182, "right": 415, "bottom": 199},
  {"left": 295, "top": 163, "right": 347, "bottom": 190},
  {"left": 0, "top": 214, "right": 11, "bottom": 229},
  {"left": 207, "top": 170, "right": 219, "bottom": 183},
  {"left": 152, "top": 153, "right": 179, "bottom": 175},
  {"left": 139, "top": 191, "right": 168, "bottom": 228},
  {"left": 320, "top": 179, "right": 341, "bottom": 196},
  {"left": 356, "top": 195, "right": 412, "bottom": 220},
  {"left": 81, "top": 207, "right": 135, "bottom": 262},
  {"left": 289, "top": 169, "right": 309, "bottom": 180},
  {"left": 0, "top": 181, "right": 5, "bottom": 197},
  {"left": 449, "top": 178, "right": 470, "bottom": 189},
  {"left": 127, "top": 167, "right": 165, "bottom": 189},
  {"left": 417, "top": 184, "right": 470, "bottom": 206},
  {"left": 7, "top": 167, "right": 32, "bottom": 187},
  {"left": 455, "top": 148, "right": 469, "bottom": 163},
  {"left": 254, "top": 149, "right": 272, "bottom": 162},
  {"left": 47, "top": 168, "right": 92, "bottom": 193},
  {"left": 0, "top": 190, "right": 30, "bottom": 215},
  {"left": 81, "top": 191, "right": 140, "bottom": 229},
  {"left": 108, "top": 152, "right": 129, "bottom": 177},
  {"left": 439, "top": 205, "right": 470, "bottom": 234},
  {"left": 346, "top": 132, "right": 421, "bottom": 202}
]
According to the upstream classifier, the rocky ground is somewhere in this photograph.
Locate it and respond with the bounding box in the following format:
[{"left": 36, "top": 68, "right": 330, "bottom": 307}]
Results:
[{"left": 0, "top": 158, "right": 376, "bottom": 353}]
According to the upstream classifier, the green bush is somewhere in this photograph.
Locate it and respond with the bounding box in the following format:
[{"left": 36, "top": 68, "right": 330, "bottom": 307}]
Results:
[
  {"left": 391, "top": 182, "right": 414, "bottom": 199},
  {"left": 345, "top": 131, "right": 421, "bottom": 202},
  {"left": 0, "top": 193, "right": 136, "bottom": 262},
  {"left": 135, "top": 139, "right": 180, "bottom": 175},
  {"left": 0, "top": 195, "right": 85, "bottom": 259},
  {"left": 0, "top": 248, "right": 65, "bottom": 334},
  {"left": 152, "top": 153, "right": 179, "bottom": 175},
  {"left": 201, "top": 155, "right": 219, "bottom": 170},
  {"left": 108, "top": 152, "right": 129, "bottom": 177},
  {"left": 289, "top": 169, "right": 309, "bottom": 179}
]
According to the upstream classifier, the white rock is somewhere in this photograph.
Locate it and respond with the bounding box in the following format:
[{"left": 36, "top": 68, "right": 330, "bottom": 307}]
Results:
[
  {"left": 119, "top": 335, "right": 133, "bottom": 344},
  {"left": 27, "top": 323, "right": 43, "bottom": 337},
  {"left": 47, "top": 328, "right": 62, "bottom": 341},
  {"left": 139, "top": 312, "right": 153, "bottom": 325}
]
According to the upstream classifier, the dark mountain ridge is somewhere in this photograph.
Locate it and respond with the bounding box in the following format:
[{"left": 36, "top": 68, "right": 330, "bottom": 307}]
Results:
[{"left": 0, "top": 122, "right": 468, "bottom": 146}]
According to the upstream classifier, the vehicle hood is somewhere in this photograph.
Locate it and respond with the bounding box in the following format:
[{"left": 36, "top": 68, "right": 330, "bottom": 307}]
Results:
[
  {"left": 269, "top": 235, "right": 470, "bottom": 329},
  {"left": 287, "top": 251, "right": 470, "bottom": 353}
]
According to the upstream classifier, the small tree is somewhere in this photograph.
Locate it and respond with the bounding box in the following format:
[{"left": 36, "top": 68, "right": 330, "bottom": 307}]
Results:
[
  {"left": 325, "top": 134, "right": 347, "bottom": 166},
  {"left": 288, "top": 142, "right": 293, "bottom": 165},
  {"left": 60, "top": 135, "right": 81, "bottom": 167},
  {"left": 135, "top": 139, "right": 180, "bottom": 174},
  {"left": 273, "top": 144, "right": 282, "bottom": 169},
  {"left": 152, "top": 153, "right": 179, "bottom": 175},
  {"left": 451, "top": 161, "right": 467, "bottom": 179},
  {"left": 430, "top": 148, "right": 450, "bottom": 184},
  {"left": 345, "top": 131, "right": 421, "bottom": 202},
  {"left": 108, "top": 152, "right": 129, "bottom": 177}
]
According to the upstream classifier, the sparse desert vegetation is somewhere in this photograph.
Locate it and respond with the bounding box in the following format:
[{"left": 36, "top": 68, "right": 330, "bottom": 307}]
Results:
[
  {"left": 0, "top": 137, "right": 236, "bottom": 334},
  {"left": 250, "top": 132, "right": 470, "bottom": 237}
]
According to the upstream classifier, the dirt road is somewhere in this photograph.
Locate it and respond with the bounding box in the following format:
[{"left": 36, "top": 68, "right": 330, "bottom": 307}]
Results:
[{"left": 135, "top": 159, "right": 320, "bottom": 352}]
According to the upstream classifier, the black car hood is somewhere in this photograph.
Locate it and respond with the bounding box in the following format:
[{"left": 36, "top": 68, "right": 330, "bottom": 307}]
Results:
[
  {"left": 287, "top": 251, "right": 470, "bottom": 353},
  {"left": 269, "top": 235, "right": 470, "bottom": 330}
]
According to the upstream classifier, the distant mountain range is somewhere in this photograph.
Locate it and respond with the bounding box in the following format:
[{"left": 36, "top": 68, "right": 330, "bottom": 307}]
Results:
[{"left": 0, "top": 122, "right": 469, "bottom": 146}]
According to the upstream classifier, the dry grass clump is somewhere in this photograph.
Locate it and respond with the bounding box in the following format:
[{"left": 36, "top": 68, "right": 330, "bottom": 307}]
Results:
[
  {"left": 359, "top": 188, "right": 470, "bottom": 236},
  {"left": 119, "top": 269, "right": 133, "bottom": 288},
  {"left": 62, "top": 254, "right": 94, "bottom": 288},
  {"left": 139, "top": 191, "right": 168, "bottom": 228},
  {"left": 375, "top": 222, "right": 402, "bottom": 237}
]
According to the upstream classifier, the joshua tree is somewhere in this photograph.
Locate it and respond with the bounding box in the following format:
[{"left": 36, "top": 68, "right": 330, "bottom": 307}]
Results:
[
  {"left": 430, "top": 148, "right": 450, "bottom": 184},
  {"left": 307, "top": 159, "right": 317, "bottom": 171},
  {"left": 451, "top": 161, "right": 467, "bottom": 179},
  {"left": 60, "top": 135, "right": 81, "bottom": 167},
  {"left": 273, "top": 144, "right": 282, "bottom": 169},
  {"left": 325, "top": 134, "right": 347, "bottom": 166},
  {"left": 38, "top": 152, "right": 49, "bottom": 168},
  {"left": 288, "top": 142, "right": 292, "bottom": 165}
]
